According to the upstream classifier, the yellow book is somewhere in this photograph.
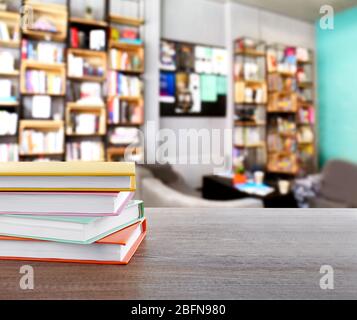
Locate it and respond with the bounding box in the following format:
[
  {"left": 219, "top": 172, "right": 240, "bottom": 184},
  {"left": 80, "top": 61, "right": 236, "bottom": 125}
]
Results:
[{"left": 0, "top": 162, "right": 136, "bottom": 192}]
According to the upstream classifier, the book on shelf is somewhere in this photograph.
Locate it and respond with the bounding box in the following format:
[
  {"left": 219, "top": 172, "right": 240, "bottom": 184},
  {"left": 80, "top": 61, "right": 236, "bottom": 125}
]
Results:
[
  {"left": 0, "top": 218, "right": 146, "bottom": 265},
  {"left": 0, "top": 200, "right": 143, "bottom": 244},
  {"left": 235, "top": 81, "right": 267, "bottom": 104},
  {"left": 296, "top": 47, "right": 311, "bottom": 62},
  {"left": 110, "top": 48, "right": 143, "bottom": 71},
  {"left": 234, "top": 127, "right": 264, "bottom": 146},
  {"left": 298, "top": 106, "right": 315, "bottom": 124},
  {"left": 0, "top": 161, "right": 136, "bottom": 191},
  {"left": 66, "top": 141, "right": 104, "bottom": 161},
  {"left": 297, "top": 126, "right": 314, "bottom": 144},
  {"left": 0, "top": 143, "right": 18, "bottom": 162},
  {"left": 109, "top": 127, "right": 140, "bottom": 145},
  {"left": 0, "top": 111, "right": 17, "bottom": 136},
  {"left": 68, "top": 53, "right": 105, "bottom": 78},
  {"left": 108, "top": 96, "right": 143, "bottom": 125},
  {"left": 234, "top": 60, "right": 263, "bottom": 82},
  {"left": 31, "top": 95, "right": 52, "bottom": 119},
  {"left": 70, "top": 28, "right": 106, "bottom": 51},
  {"left": 89, "top": 30, "right": 106, "bottom": 51},
  {"left": 0, "top": 79, "right": 13, "bottom": 99},
  {"left": 0, "top": 20, "right": 18, "bottom": 42},
  {"left": 108, "top": 70, "right": 142, "bottom": 98},
  {"left": 69, "top": 113, "right": 101, "bottom": 135},
  {"left": 267, "top": 132, "right": 297, "bottom": 154},
  {"left": 21, "top": 39, "right": 64, "bottom": 63},
  {"left": 21, "top": 128, "right": 64, "bottom": 155},
  {"left": 110, "top": 27, "right": 143, "bottom": 46},
  {"left": 0, "top": 51, "right": 15, "bottom": 73},
  {"left": 0, "top": 190, "right": 134, "bottom": 216},
  {"left": 25, "top": 70, "right": 63, "bottom": 95}
]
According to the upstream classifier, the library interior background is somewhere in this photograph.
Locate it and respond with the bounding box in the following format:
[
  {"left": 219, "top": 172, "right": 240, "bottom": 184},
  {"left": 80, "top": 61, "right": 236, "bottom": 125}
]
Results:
[{"left": 0, "top": 0, "right": 356, "bottom": 208}]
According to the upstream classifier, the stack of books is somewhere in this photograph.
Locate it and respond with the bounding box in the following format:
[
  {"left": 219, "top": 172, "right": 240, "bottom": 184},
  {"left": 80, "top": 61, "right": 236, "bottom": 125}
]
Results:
[{"left": 0, "top": 162, "right": 146, "bottom": 265}]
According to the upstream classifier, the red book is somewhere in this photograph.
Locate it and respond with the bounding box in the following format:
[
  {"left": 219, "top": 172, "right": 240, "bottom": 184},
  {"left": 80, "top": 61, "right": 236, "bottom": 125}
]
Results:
[{"left": 70, "top": 27, "right": 79, "bottom": 48}]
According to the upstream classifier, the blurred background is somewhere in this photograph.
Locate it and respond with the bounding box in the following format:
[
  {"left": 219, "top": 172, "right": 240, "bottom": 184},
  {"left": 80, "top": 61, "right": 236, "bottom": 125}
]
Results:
[{"left": 1, "top": 0, "right": 357, "bottom": 208}]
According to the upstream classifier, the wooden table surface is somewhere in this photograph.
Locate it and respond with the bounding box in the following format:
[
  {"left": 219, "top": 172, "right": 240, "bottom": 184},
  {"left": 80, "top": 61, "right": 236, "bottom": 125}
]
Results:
[{"left": 1, "top": 208, "right": 357, "bottom": 300}]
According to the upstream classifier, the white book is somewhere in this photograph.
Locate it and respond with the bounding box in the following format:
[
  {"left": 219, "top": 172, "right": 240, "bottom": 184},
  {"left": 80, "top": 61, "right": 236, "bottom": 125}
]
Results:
[
  {"left": 0, "top": 191, "right": 134, "bottom": 216},
  {"left": 32, "top": 96, "right": 51, "bottom": 119},
  {"left": 0, "top": 201, "right": 143, "bottom": 244}
]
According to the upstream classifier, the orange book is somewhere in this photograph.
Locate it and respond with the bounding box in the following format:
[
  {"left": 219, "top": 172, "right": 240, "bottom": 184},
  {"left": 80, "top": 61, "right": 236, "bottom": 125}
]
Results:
[{"left": 0, "top": 219, "right": 147, "bottom": 265}]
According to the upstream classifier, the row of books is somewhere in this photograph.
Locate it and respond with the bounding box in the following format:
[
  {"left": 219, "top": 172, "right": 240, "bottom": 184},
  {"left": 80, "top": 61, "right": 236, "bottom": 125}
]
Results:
[
  {"left": 0, "top": 143, "right": 18, "bottom": 162},
  {"left": 108, "top": 97, "right": 143, "bottom": 125},
  {"left": 0, "top": 111, "right": 17, "bottom": 136},
  {"left": 297, "top": 126, "right": 314, "bottom": 144},
  {"left": 268, "top": 73, "right": 296, "bottom": 92},
  {"left": 0, "top": 21, "right": 18, "bottom": 42},
  {"left": 21, "top": 39, "right": 64, "bottom": 64},
  {"left": 68, "top": 113, "right": 102, "bottom": 135},
  {"left": 66, "top": 141, "right": 104, "bottom": 161},
  {"left": 0, "top": 79, "right": 15, "bottom": 100},
  {"left": 268, "top": 133, "right": 297, "bottom": 153},
  {"left": 110, "top": 27, "right": 143, "bottom": 46},
  {"left": 25, "top": 70, "right": 63, "bottom": 95},
  {"left": 108, "top": 71, "right": 142, "bottom": 98},
  {"left": 235, "top": 82, "right": 267, "bottom": 104},
  {"left": 21, "top": 129, "right": 64, "bottom": 154},
  {"left": 70, "top": 28, "right": 106, "bottom": 51},
  {"left": 234, "top": 127, "right": 265, "bottom": 146},
  {"left": 0, "top": 162, "right": 146, "bottom": 265},
  {"left": 0, "top": 51, "right": 16, "bottom": 73},
  {"left": 234, "top": 60, "right": 265, "bottom": 82},
  {"left": 110, "top": 49, "right": 143, "bottom": 72},
  {"left": 267, "top": 47, "right": 297, "bottom": 74},
  {"left": 235, "top": 105, "right": 266, "bottom": 123},
  {"left": 68, "top": 53, "right": 105, "bottom": 79},
  {"left": 298, "top": 106, "right": 315, "bottom": 124}
]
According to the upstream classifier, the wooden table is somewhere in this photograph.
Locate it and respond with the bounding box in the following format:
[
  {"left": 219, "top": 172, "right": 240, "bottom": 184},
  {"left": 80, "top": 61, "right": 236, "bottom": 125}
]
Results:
[{"left": 0, "top": 208, "right": 357, "bottom": 300}]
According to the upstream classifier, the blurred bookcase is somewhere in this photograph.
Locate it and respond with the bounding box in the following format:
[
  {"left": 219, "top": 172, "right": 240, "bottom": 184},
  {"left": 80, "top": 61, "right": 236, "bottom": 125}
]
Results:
[
  {"left": 233, "top": 38, "right": 316, "bottom": 177},
  {"left": 233, "top": 37, "right": 267, "bottom": 172},
  {"left": 0, "top": 0, "right": 145, "bottom": 162}
]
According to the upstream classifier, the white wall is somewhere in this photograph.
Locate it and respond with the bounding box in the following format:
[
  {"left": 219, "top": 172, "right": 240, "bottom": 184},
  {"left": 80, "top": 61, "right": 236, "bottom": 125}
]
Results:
[{"left": 158, "top": 0, "right": 316, "bottom": 188}]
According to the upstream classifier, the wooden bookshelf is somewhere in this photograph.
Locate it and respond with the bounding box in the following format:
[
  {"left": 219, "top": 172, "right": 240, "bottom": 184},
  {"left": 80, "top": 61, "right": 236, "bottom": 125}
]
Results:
[
  {"left": 0, "top": 0, "right": 147, "bottom": 162},
  {"left": 21, "top": 1, "right": 68, "bottom": 42},
  {"left": 69, "top": 17, "right": 108, "bottom": 28},
  {"left": 266, "top": 44, "right": 316, "bottom": 176},
  {"left": 109, "top": 15, "right": 144, "bottom": 27},
  {"left": 0, "top": 101, "right": 19, "bottom": 107},
  {"left": 66, "top": 103, "right": 107, "bottom": 136},
  {"left": 67, "top": 48, "right": 107, "bottom": 82},
  {"left": 233, "top": 37, "right": 268, "bottom": 172},
  {"left": 106, "top": 3, "right": 145, "bottom": 162},
  {"left": 20, "top": 60, "right": 66, "bottom": 95},
  {"left": 19, "top": 120, "right": 64, "bottom": 156}
]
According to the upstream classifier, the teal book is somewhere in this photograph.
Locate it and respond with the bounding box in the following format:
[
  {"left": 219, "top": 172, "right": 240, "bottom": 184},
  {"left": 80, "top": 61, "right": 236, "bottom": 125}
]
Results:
[{"left": 0, "top": 201, "right": 144, "bottom": 244}]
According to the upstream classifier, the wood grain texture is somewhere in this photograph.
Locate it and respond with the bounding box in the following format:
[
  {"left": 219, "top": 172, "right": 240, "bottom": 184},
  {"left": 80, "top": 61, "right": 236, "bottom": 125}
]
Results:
[{"left": 1, "top": 208, "right": 357, "bottom": 300}]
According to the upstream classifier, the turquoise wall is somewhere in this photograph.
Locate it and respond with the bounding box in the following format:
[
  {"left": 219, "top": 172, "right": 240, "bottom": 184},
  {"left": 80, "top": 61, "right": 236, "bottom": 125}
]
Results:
[{"left": 317, "top": 7, "right": 357, "bottom": 167}]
